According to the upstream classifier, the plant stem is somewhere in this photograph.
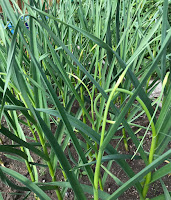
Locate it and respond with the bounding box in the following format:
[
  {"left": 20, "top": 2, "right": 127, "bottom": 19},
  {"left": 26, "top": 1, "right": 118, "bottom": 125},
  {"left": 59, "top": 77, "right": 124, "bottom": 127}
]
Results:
[
  {"left": 35, "top": 125, "right": 62, "bottom": 200},
  {"left": 122, "top": 128, "right": 129, "bottom": 151},
  {"left": 121, "top": 93, "right": 129, "bottom": 151}
]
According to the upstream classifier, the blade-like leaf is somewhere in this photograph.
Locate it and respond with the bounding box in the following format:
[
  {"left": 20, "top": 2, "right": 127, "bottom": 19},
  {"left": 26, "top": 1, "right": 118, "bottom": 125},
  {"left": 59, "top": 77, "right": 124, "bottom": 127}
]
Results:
[
  {"left": 0, "top": 146, "right": 28, "bottom": 160},
  {"left": 0, "top": 126, "right": 49, "bottom": 161},
  {"left": 0, "top": 167, "right": 51, "bottom": 200},
  {"left": 106, "top": 149, "right": 171, "bottom": 200},
  {"left": 150, "top": 162, "right": 171, "bottom": 183},
  {"left": 160, "top": 179, "right": 171, "bottom": 200}
]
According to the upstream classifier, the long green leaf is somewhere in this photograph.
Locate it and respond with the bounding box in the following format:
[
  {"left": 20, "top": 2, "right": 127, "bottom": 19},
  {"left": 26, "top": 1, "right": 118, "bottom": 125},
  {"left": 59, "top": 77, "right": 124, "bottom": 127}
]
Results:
[
  {"left": 151, "top": 192, "right": 171, "bottom": 200},
  {"left": 107, "top": 149, "right": 171, "bottom": 200},
  {"left": 150, "top": 162, "right": 171, "bottom": 183},
  {"left": 0, "top": 167, "right": 51, "bottom": 200},
  {"left": 0, "top": 126, "right": 49, "bottom": 161},
  {"left": 37, "top": 181, "right": 110, "bottom": 199},
  {"left": 0, "top": 146, "right": 28, "bottom": 160},
  {"left": 160, "top": 179, "right": 171, "bottom": 200}
]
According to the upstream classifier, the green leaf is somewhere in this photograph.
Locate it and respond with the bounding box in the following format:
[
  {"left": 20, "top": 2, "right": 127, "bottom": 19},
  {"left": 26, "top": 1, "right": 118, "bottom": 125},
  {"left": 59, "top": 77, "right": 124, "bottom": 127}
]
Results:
[
  {"left": 0, "top": 126, "right": 49, "bottom": 161},
  {"left": 160, "top": 179, "right": 171, "bottom": 200},
  {"left": 155, "top": 84, "right": 171, "bottom": 155},
  {"left": 0, "top": 145, "right": 28, "bottom": 160},
  {"left": 72, "top": 154, "right": 140, "bottom": 170},
  {"left": 151, "top": 192, "right": 171, "bottom": 200},
  {"left": 0, "top": 167, "right": 51, "bottom": 200},
  {"left": 160, "top": 0, "right": 169, "bottom": 80},
  {"left": 29, "top": 162, "right": 48, "bottom": 168},
  {"left": 5, "top": 154, "right": 25, "bottom": 163},
  {"left": 106, "top": 149, "right": 171, "bottom": 200},
  {"left": 0, "top": 16, "right": 20, "bottom": 121},
  {"left": 0, "top": 192, "right": 4, "bottom": 200},
  {"left": 37, "top": 181, "right": 110, "bottom": 199},
  {"left": 151, "top": 163, "right": 171, "bottom": 183},
  {"left": 101, "top": 165, "right": 123, "bottom": 186}
]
